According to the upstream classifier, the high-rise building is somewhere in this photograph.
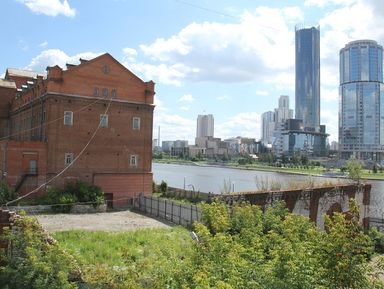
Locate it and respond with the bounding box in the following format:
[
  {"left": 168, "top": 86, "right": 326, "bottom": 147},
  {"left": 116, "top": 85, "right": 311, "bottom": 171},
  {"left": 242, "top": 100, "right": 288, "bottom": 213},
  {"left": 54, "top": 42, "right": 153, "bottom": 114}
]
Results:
[
  {"left": 273, "top": 95, "right": 294, "bottom": 156},
  {"left": 339, "top": 40, "right": 384, "bottom": 160},
  {"left": 196, "top": 114, "right": 214, "bottom": 138},
  {"left": 295, "top": 25, "right": 320, "bottom": 131},
  {"left": 275, "top": 95, "right": 293, "bottom": 123},
  {"left": 261, "top": 111, "right": 275, "bottom": 146}
]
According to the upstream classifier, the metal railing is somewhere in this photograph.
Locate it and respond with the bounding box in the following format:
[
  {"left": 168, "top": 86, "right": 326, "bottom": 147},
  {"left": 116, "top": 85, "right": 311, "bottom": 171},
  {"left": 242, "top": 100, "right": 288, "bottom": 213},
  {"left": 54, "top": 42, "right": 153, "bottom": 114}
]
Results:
[{"left": 135, "top": 195, "right": 201, "bottom": 227}]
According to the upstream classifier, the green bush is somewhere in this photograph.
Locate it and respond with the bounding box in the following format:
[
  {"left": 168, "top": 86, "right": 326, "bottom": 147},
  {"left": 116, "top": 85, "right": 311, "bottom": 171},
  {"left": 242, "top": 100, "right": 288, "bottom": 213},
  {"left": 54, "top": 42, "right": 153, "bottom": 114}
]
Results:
[
  {"left": 0, "top": 214, "right": 79, "bottom": 288},
  {"left": 38, "top": 181, "right": 104, "bottom": 212},
  {"left": 0, "top": 182, "right": 17, "bottom": 205},
  {"left": 159, "top": 180, "right": 168, "bottom": 193}
]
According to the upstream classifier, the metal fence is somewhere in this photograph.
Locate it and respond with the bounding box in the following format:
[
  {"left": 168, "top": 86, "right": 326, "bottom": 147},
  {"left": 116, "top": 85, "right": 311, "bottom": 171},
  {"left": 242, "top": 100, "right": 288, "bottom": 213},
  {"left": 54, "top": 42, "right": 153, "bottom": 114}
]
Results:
[{"left": 135, "top": 195, "right": 201, "bottom": 227}]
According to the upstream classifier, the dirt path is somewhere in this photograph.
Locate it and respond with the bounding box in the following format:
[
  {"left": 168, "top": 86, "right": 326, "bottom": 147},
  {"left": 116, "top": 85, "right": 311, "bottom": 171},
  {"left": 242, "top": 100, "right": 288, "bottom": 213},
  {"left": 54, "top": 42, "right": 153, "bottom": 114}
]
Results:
[{"left": 35, "top": 210, "right": 171, "bottom": 232}]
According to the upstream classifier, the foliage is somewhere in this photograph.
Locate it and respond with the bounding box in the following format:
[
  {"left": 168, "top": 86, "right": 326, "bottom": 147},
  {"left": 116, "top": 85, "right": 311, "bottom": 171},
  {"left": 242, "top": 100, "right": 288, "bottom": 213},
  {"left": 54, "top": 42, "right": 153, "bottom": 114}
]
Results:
[
  {"left": 0, "top": 214, "right": 79, "bottom": 289},
  {"left": 39, "top": 181, "right": 104, "bottom": 212},
  {"left": 0, "top": 182, "right": 17, "bottom": 205},
  {"left": 4, "top": 199, "right": 381, "bottom": 288},
  {"left": 255, "top": 176, "right": 282, "bottom": 191},
  {"left": 53, "top": 227, "right": 193, "bottom": 289},
  {"left": 159, "top": 180, "right": 168, "bottom": 193},
  {"left": 183, "top": 199, "right": 380, "bottom": 289},
  {"left": 346, "top": 158, "right": 363, "bottom": 183}
]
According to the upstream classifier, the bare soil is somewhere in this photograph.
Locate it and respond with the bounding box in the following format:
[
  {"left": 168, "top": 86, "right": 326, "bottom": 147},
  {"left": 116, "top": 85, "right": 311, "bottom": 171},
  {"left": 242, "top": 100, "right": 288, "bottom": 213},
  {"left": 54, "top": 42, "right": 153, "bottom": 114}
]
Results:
[{"left": 35, "top": 210, "right": 171, "bottom": 232}]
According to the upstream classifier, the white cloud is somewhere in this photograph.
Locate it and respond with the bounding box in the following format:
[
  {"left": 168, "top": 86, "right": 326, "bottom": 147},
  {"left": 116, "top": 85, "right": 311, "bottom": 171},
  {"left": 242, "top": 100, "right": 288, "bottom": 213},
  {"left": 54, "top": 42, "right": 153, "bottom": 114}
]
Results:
[
  {"left": 216, "top": 112, "right": 261, "bottom": 140},
  {"left": 25, "top": 49, "right": 102, "bottom": 72},
  {"left": 154, "top": 113, "right": 195, "bottom": 143},
  {"left": 321, "top": 109, "right": 339, "bottom": 142},
  {"left": 39, "top": 40, "right": 48, "bottom": 48},
  {"left": 17, "top": 0, "right": 76, "bottom": 17},
  {"left": 133, "top": 6, "right": 301, "bottom": 86},
  {"left": 179, "top": 94, "right": 194, "bottom": 103},
  {"left": 122, "top": 47, "right": 137, "bottom": 62}
]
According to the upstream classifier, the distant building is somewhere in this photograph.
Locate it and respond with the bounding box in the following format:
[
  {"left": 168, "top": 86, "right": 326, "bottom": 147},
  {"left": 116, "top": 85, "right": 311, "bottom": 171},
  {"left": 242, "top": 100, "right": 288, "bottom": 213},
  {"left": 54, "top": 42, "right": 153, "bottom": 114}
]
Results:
[
  {"left": 273, "top": 95, "right": 294, "bottom": 156},
  {"left": 339, "top": 40, "right": 384, "bottom": 160},
  {"left": 295, "top": 25, "right": 321, "bottom": 131},
  {"left": 161, "top": 140, "right": 188, "bottom": 157},
  {"left": 261, "top": 111, "right": 275, "bottom": 146},
  {"left": 196, "top": 114, "right": 214, "bottom": 139},
  {"left": 0, "top": 53, "right": 155, "bottom": 207},
  {"left": 275, "top": 95, "right": 293, "bottom": 123},
  {"left": 223, "top": 137, "right": 258, "bottom": 155}
]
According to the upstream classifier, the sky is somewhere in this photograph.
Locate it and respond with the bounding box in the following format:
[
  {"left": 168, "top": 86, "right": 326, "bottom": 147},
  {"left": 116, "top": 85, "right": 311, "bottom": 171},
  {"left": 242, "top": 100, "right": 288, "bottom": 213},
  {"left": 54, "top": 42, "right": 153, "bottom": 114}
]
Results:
[{"left": 1, "top": 0, "right": 384, "bottom": 145}]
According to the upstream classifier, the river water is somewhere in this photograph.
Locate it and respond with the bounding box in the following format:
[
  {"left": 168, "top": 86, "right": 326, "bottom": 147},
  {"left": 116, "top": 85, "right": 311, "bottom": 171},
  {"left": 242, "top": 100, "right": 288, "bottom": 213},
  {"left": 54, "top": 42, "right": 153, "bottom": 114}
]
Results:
[{"left": 152, "top": 162, "right": 384, "bottom": 219}]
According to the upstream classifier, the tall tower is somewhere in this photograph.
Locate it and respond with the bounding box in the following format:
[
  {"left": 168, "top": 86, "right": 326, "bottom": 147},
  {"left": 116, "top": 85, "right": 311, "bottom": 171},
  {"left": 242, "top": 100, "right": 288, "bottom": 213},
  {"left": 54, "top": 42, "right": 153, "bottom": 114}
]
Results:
[
  {"left": 196, "top": 114, "right": 214, "bottom": 138},
  {"left": 339, "top": 40, "right": 384, "bottom": 160},
  {"left": 295, "top": 25, "right": 320, "bottom": 131}
]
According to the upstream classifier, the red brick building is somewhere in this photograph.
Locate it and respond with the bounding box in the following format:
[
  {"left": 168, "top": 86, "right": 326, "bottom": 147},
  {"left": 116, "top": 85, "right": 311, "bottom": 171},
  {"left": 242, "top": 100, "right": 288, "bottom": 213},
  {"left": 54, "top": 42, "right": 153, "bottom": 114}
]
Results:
[{"left": 0, "top": 53, "right": 155, "bottom": 207}]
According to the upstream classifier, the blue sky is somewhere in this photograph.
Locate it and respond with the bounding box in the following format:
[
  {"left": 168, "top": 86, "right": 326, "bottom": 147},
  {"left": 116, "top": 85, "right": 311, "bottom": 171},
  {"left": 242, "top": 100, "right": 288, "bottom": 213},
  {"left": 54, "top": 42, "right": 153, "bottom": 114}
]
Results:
[{"left": 1, "top": 0, "right": 384, "bottom": 144}]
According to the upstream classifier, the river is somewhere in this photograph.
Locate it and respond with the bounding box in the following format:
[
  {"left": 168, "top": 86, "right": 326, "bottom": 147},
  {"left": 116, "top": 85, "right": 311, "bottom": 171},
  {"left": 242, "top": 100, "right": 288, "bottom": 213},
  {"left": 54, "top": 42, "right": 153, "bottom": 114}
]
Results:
[{"left": 152, "top": 162, "right": 384, "bottom": 219}]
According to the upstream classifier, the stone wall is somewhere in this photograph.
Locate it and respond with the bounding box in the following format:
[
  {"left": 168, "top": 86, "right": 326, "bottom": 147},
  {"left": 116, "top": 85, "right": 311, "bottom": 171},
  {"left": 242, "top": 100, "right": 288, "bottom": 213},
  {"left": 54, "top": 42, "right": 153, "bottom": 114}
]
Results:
[{"left": 216, "top": 184, "right": 371, "bottom": 230}]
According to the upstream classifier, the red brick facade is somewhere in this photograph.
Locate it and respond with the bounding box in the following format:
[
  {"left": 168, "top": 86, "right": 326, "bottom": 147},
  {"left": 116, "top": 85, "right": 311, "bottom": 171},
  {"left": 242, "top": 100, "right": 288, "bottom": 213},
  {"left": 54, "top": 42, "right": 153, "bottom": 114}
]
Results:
[{"left": 0, "top": 53, "right": 155, "bottom": 207}]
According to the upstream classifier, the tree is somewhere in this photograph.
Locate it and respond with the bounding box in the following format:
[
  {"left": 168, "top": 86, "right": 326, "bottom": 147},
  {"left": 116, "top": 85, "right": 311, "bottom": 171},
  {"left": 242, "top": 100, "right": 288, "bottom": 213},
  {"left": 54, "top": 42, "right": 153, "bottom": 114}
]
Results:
[{"left": 346, "top": 158, "right": 363, "bottom": 183}]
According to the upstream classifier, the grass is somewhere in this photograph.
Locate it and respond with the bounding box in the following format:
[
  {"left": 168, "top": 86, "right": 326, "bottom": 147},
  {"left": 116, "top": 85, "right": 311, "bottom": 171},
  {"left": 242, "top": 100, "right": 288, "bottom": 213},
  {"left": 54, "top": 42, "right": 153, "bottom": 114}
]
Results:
[{"left": 53, "top": 226, "right": 192, "bottom": 267}]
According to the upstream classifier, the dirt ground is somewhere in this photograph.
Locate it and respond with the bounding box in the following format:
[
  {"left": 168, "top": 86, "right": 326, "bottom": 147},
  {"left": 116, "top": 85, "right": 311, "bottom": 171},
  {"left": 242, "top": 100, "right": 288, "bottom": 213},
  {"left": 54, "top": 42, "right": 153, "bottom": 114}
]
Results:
[{"left": 35, "top": 210, "right": 171, "bottom": 232}]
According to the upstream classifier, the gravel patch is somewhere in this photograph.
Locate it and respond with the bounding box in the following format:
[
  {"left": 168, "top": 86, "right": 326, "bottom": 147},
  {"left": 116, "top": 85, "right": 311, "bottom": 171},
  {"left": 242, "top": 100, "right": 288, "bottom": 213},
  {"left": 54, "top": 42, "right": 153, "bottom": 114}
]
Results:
[{"left": 35, "top": 210, "right": 171, "bottom": 232}]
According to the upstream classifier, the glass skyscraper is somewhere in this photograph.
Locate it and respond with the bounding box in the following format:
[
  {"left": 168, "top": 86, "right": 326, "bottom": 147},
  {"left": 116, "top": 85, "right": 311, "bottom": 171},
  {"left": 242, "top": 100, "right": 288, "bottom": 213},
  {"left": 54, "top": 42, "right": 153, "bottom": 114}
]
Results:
[
  {"left": 295, "top": 26, "right": 320, "bottom": 131},
  {"left": 339, "top": 40, "right": 384, "bottom": 160}
]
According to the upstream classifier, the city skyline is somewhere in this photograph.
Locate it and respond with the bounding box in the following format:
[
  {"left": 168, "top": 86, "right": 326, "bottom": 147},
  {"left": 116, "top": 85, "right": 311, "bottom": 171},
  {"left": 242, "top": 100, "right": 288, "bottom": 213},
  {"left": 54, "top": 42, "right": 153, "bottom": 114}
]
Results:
[{"left": 1, "top": 1, "right": 384, "bottom": 144}]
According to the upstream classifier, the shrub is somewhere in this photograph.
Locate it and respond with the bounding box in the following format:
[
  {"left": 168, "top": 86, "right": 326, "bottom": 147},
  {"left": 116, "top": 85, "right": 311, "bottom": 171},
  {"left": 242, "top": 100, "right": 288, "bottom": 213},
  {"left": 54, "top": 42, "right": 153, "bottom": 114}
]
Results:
[
  {"left": 0, "top": 182, "right": 17, "bottom": 205},
  {"left": 0, "top": 214, "right": 80, "bottom": 288},
  {"left": 38, "top": 181, "right": 104, "bottom": 211},
  {"left": 159, "top": 180, "right": 168, "bottom": 193}
]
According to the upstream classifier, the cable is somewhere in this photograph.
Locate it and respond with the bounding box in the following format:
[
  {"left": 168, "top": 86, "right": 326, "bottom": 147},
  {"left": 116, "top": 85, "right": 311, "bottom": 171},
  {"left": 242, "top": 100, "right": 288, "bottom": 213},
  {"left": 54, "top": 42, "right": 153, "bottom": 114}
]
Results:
[
  {"left": 4, "top": 95, "right": 114, "bottom": 206},
  {"left": 175, "top": 0, "right": 237, "bottom": 19}
]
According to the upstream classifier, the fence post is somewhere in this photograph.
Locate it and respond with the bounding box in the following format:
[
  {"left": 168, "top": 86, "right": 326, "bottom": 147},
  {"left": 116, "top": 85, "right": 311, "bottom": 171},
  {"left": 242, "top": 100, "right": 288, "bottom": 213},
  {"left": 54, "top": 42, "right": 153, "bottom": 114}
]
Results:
[
  {"left": 179, "top": 204, "right": 182, "bottom": 225},
  {"left": 171, "top": 201, "right": 174, "bottom": 222},
  {"left": 190, "top": 204, "right": 193, "bottom": 225}
]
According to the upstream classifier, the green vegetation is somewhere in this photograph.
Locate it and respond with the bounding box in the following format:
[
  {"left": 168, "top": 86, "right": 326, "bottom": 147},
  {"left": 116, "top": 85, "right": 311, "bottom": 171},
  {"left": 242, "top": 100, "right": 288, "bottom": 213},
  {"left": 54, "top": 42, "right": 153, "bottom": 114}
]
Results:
[
  {"left": 38, "top": 180, "right": 105, "bottom": 212},
  {"left": 53, "top": 227, "right": 193, "bottom": 288},
  {"left": 2, "top": 200, "right": 384, "bottom": 288},
  {"left": 0, "top": 182, "right": 17, "bottom": 205},
  {"left": 0, "top": 213, "right": 80, "bottom": 289}
]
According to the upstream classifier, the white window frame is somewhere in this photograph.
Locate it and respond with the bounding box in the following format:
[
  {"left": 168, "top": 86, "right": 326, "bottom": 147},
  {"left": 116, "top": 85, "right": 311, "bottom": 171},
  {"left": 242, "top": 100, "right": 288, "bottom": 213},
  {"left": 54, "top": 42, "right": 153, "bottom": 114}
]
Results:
[
  {"left": 100, "top": 114, "right": 108, "bottom": 128},
  {"left": 132, "top": 117, "right": 140, "bottom": 130},
  {"left": 64, "top": 111, "right": 73, "bottom": 126},
  {"left": 130, "top": 154, "right": 138, "bottom": 167},
  {"left": 65, "top": 153, "right": 74, "bottom": 166}
]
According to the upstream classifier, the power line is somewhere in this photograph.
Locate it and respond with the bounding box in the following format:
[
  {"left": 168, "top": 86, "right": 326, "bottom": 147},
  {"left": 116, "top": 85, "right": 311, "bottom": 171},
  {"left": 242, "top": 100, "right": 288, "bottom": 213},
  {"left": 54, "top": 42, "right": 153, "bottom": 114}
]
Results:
[{"left": 175, "top": 0, "right": 238, "bottom": 19}]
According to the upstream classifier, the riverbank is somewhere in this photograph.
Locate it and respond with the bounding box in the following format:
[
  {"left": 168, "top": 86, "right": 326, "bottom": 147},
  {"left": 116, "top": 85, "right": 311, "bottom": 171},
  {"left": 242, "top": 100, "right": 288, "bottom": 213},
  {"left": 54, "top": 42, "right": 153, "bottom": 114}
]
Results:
[{"left": 153, "top": 159, "right": 384, "bottom": 181}]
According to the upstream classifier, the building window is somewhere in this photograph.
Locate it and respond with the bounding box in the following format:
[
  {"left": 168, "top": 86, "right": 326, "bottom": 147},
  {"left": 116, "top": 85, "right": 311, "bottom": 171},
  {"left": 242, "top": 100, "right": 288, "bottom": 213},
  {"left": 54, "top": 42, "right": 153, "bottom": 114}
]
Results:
[
  {"left": 93, "top": 87, "right": 99, "bottom": 96},
  {"left": 111, "top": 89, "right": 116, "bottom": 98},
  {"left": 130, "top": 155, "right": 138, "bottom": 167},
  {"left": 100, "top": 114, "right": 108, "bottom": 127},
  {"left": 64, "top": 111, "right": 73, "bottom": 126},
  {"left": 133, "top": 117, "right": 140, "bottom": 130},
  {"left": 65, "top": 153, "right": 74, "bottom": 166},
  {"left": 102, "top": 88, "right": 108, "bottom": 97}
]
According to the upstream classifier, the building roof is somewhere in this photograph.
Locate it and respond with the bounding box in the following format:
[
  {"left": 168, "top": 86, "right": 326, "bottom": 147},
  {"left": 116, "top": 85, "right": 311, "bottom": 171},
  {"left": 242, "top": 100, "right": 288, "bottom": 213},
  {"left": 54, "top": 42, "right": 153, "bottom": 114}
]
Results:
[
  {"left": 6, "top": 68, "right": 45, "bottom": 78},
  {"left": 0, "top": 78, "right": 16, "bottom": 89}
]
